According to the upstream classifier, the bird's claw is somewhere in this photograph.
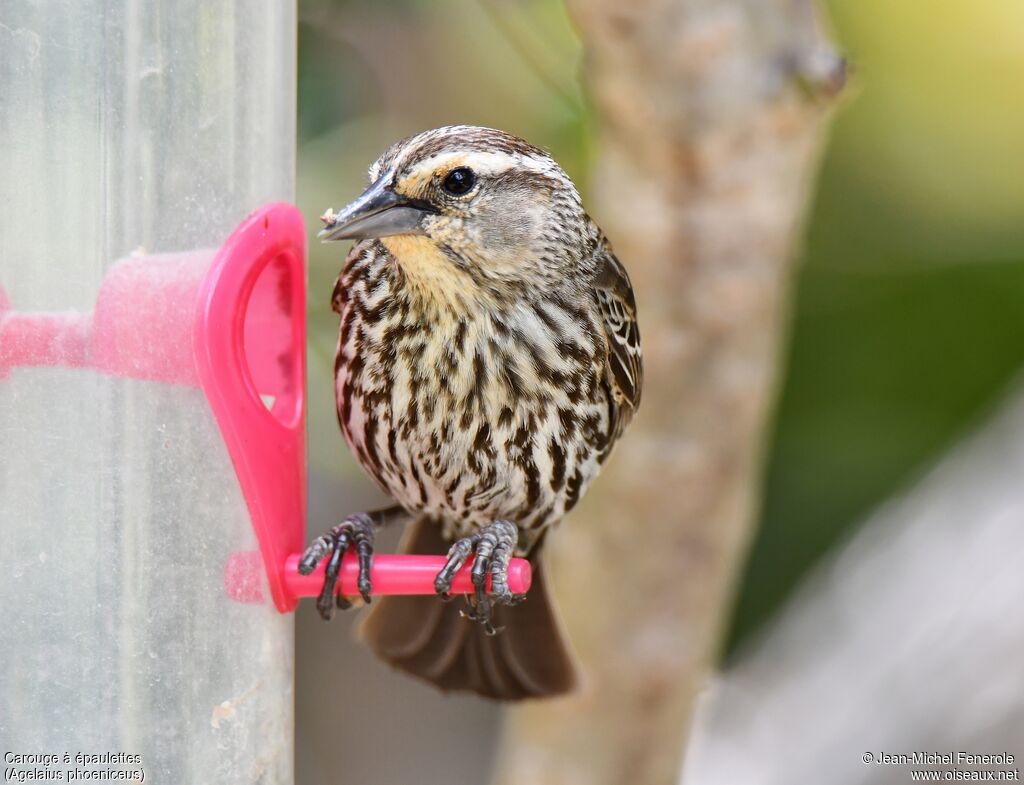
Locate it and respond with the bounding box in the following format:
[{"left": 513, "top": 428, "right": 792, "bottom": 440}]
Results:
[
  {"left": 298, "top": 512, "right": 375, "bottom": 620},
  {"left": 435, "top": 520, "right": 522, "bottom": 635}
]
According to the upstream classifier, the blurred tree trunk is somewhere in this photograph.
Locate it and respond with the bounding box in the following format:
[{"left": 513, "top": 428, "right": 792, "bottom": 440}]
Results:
[{"left": 493, "top": 2, "right": 844, "bottom": 784}]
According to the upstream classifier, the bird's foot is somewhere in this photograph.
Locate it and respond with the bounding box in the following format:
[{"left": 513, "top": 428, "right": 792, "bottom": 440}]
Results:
[
  {"left": 434, "top": 520, "right": 523, "bottom": 635},
  {"left": 298, "top": 512, "right": 376, "bottom": 620}
]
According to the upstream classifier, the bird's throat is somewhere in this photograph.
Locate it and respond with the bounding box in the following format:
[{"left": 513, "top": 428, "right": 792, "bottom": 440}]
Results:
[{"left": 382, "top": 235, "right": 484, "bottom": 313}]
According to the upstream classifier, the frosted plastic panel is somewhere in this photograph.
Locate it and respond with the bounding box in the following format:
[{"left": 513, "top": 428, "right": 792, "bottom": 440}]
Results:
[{"left": 0, "top": 2, "right": 296, "bottom": 783}]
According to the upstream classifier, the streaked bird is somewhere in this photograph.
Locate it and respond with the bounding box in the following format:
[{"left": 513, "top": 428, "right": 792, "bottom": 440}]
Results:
[{"left": 300, "top": 125, "right": 642, "bottom": 700}]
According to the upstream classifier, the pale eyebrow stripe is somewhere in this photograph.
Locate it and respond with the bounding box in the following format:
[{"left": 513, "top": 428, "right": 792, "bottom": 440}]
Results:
[{"left": 401, "top": 150, "right": 554, "bottom": 187}]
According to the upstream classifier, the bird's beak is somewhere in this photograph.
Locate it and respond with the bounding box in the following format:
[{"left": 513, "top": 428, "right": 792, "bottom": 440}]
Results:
[{"left": 319, "top": 176, "right": 432, "bottom": 242}]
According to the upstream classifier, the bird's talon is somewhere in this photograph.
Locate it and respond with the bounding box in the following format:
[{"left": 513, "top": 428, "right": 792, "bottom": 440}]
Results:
[
  {"left": 297, "top": 539, "right": 328, "bottom": 576},
  {"left": 300, "top": 512, "right": 377, "bottom": 620},
  {"left": 437, "top": 519, "right": 520, "bottom": 633},
  {"left": 358, "top": 573, "right": 373, "bottom": 605}
]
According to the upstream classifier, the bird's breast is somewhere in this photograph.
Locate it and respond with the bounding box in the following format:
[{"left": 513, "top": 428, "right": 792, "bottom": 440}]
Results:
[{"left": 335, "top": 253, "right": 612, "bottom": 544}]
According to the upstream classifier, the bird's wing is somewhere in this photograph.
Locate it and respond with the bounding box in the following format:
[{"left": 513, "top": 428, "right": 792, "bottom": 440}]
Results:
[{"left": 593, "top": 235, "right": 643, "bottom": 434}]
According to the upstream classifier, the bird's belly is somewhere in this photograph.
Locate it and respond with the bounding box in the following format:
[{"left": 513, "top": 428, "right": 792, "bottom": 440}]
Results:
[
  {"left": 334, "top": 281, "right": 613, "bottom": 548},
  {"left": 339, "top": 368, "right": 609, "bottom": 546}
]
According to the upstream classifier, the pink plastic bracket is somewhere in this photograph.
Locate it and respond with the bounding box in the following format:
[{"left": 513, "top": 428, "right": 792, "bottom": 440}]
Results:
[
  {"left": 0, "top": 204, "right": 531, "bottom": 610},
  {"left": 194, "top": 205, "right": 309, "bottom": 611}
]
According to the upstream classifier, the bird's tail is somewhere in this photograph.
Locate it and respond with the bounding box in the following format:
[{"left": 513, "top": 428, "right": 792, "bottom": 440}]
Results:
[{"left": 358, "top": 517, "right": 579, "bottom": 700}]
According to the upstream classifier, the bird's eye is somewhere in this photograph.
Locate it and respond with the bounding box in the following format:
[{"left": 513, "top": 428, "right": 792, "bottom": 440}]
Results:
[{"left": 442, "top": 167, "right": 476, "bottom": 196}]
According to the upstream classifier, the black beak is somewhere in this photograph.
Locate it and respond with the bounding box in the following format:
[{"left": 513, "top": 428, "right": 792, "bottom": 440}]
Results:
[{"left": 319, "top": 176, "right": 432, "bottom": 242}]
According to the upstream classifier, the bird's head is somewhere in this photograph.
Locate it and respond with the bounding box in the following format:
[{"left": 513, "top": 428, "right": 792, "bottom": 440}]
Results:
[{"left": 320, "top": 126, "right": 592, "bottom": 304}]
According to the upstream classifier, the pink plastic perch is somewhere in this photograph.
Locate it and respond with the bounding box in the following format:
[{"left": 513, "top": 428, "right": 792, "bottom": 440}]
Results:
[
  {"left": 283, "top": 553, "right": 532, "bottom": 598},
  {"left": 223, "top": 551, "right": 532, "bottom": 604}
]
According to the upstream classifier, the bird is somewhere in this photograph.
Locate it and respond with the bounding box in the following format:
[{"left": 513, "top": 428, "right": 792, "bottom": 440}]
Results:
[{"left": 299, "top": 125, "right": 642, "bottom": 700}]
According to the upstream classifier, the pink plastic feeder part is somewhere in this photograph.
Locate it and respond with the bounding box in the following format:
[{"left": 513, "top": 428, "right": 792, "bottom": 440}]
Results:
[
  {"left": 0, "top": 202, "right": 532, "bottom": 611},
  {"left": 282, "top": 553, "right": 532, "bottom": 598},
  {"left": 194, "top": 205, "right": 308, "bottom": 611},
  {"left": 0, "top": 204, "right": 308, "bottom": 611}
]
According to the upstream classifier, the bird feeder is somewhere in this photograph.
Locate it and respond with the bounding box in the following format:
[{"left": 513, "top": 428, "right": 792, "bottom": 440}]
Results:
[{"left": 0, "top": 6, "right": 301, "bottom": 780}]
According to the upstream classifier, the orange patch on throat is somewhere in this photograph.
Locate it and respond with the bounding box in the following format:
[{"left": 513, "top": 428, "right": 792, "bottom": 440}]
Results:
[{"left": 382, "top": 235, "right": 481, "bottom": 308}]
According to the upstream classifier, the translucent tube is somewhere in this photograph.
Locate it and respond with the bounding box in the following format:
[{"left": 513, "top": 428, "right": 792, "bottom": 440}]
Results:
[{"left": 0, "top": 3, "right": 296, "bottom": 783}]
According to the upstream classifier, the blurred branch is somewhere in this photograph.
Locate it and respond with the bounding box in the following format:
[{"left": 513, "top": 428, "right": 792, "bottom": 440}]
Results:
[
  {"left": 683, "top": 381, "right": 1024, "bottom": 784},
  {"left": 493, "top": 2, "right": 844, "bottom": 784}
]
